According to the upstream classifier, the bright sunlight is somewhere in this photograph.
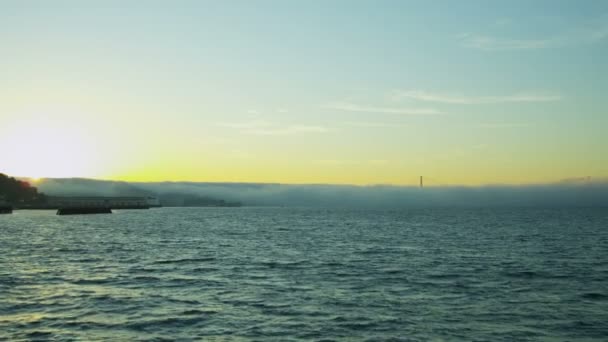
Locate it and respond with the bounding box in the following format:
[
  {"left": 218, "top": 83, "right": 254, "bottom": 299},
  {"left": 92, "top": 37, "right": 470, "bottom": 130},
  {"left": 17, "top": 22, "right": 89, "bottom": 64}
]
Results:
[{"left": 0, "top": 116, "right": 101, "bottom": 178}]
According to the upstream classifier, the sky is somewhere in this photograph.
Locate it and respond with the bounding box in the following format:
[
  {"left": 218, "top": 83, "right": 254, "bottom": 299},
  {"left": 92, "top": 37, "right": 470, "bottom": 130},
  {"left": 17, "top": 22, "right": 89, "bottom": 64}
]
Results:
[{"left": 1, "top": 0, "right": 606, "bottom": 185}]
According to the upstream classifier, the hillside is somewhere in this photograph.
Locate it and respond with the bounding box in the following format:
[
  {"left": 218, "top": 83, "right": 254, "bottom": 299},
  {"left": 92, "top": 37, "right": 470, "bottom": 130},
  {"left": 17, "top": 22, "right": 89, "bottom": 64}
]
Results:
[{"left": 0, "top": 173, "right": 46, "bottom": 205}]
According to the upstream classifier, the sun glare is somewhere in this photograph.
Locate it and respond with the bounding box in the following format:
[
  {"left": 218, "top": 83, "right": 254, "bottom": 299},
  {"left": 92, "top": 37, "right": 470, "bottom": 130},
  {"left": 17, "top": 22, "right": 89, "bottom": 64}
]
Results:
[{"left": 0, "top": 117, "right": 101, "bottom": 178}]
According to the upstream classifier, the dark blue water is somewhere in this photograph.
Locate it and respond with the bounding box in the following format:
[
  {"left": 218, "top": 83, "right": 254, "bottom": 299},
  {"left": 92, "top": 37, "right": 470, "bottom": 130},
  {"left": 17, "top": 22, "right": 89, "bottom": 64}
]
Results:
[{"left": 1, "top": 207, "right": 607, "bottom": 341}]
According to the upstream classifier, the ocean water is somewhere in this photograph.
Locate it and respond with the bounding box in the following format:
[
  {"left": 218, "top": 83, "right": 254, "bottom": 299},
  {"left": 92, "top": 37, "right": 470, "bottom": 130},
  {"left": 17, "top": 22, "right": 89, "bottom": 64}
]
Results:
[{"left": 1, "top": 207, "right": 607, "bottom": 341}]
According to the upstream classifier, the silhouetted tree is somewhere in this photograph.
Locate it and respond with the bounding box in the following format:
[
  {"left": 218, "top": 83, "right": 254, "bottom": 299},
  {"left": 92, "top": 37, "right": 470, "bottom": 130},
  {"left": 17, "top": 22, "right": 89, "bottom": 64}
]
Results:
[{"left": 0, "top": 173, "right": 46, "bottom": 204}]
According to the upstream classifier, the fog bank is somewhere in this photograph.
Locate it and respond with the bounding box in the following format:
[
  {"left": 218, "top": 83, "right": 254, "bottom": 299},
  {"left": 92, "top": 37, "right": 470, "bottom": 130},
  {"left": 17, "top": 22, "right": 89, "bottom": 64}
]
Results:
[{"left": 34, "top": 178, "right": 608, "bottom": 208}]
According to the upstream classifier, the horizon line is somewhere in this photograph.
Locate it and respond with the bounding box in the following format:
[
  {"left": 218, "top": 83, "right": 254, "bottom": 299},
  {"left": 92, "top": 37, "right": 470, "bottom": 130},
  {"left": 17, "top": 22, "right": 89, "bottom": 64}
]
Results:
[{"left": 14, "top": 175, "right": 606, "bottom": 188}]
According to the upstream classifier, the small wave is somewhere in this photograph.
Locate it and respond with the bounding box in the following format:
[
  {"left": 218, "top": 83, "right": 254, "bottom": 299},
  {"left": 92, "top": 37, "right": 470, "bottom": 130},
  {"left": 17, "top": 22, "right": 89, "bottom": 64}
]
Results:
[
  {"left": 70, "top": 278, "right": 114, "bottom": 285},
  {"left": 132, "top": 275, "right": 163, "bottom": 281},
  {"left": 250, "top": 302, "right": 291, "bottom": 310},
  {"left": 153, "top": 257, "right": 216, "bottom": 264},
  {"left": 245, "top": 273, "right": 269, "bottom": 280},
  {"left": 356, "top": 249, "right": 382, "bottom": 255},
  {"left": 333, "top": 271, "right": 358, "bottom": 278},
  {"left": 127, "top": 316, "right": 207, "bottom": 331},
  {"left": 259, "top": 260, "right": 308, "bottom": 269},
  {"left": 49, "top": 320, "right": 121, "bottom": 331},
  {"left": 68, "top": 257, "right": 104, "bottom": 263},
  {"left": 25, "top": 331, "right": 55, "bottom": 338},
  {"left": 166, "top": 297, "right": 202, "bottom": 305},
  {"left": 55, "top": 247, "right": 88, "bottom": 253},
  {"left": 161, "top": 278, "right": 203, "bottom": 287},
  {"left": 427, "top": 273, "right": 461, "bottom": 279},
  {"left": 581, "top": 292, "right": 607, "bottom": 300},
  {"left": 338, "top": 321, "right": 379, "bottom": 331},
  {"left": 270, "top": 307, "right": 330, "bottom": 318},
  {"left": 180, "top": 309, "right": 217, "bottom": 315},
  {"left": 382, "top": 268, "right": 404, "bottom": 275},
  {"left": 189, "top": 267, "right": 219, "bottom": 273},
  {"left": 320, "top": 261, "right": 345, "bottom": 267},
  {"left": 503, "top": 270, "right": 540, "bottom": 278}
]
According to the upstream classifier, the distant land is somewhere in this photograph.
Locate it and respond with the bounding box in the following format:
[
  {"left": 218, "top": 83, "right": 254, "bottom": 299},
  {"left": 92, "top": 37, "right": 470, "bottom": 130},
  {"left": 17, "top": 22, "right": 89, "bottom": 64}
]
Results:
[
  {"left": 0, "top": 173, "right": 240, "bottom": 208},
  {"left": 22, "top": 176, "right": 608, "bottom": 208},
  {"left": 3, "top": 173, "right": 606, "bottom": 209},
  {"left": 0, "top": 173, "right": 47, "bottom": 206}
]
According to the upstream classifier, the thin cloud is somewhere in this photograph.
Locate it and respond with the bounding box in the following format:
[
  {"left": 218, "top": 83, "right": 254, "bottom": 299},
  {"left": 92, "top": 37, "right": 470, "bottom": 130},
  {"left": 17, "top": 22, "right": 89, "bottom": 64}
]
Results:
[
  {"left": 369, "top": 159, "right": 389, "bottom": 165},
  {"left": 248, "top": 125, "right": 328, "bottom": 136},
  {"left": 344, "top": 121, "right": 410, "bottom": 128},
  {"left": 314, "top": 159, "right": 389, "bottom": 166},
  {"left": 218, "top": 121, "right": 328, "bottom": 136},
  {"left": 477, "top": 123, "right": 532, "bottom": 128},
  {"left": 393, "top": 90, "right": 561, "bottom": 104},
  {"left": 458, "top": 33, "right": 554, "bottom": 51},
  {"left": 459, "top": 18, "right": 608, "bottom": 51},
  {"left": 325, "top": 102, "right": 440, "bottom": 115},
  {"left": 314, "top": 159, "right": 358, "bottom": 166}
]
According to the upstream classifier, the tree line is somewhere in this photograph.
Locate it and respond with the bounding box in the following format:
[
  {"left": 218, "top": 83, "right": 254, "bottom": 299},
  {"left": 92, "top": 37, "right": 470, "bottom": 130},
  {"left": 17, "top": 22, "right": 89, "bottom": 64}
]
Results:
[{"left": 0, "top": 173, "right": 47, "bottom": 204}]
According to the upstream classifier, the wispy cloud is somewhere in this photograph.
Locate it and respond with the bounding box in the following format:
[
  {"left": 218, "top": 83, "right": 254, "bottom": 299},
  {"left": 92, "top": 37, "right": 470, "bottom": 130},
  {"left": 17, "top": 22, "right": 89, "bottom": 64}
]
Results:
[
  {"left": 393, "top": 90, "right": 561, "bottom": 104},
  {"left": 247, "top": 108, "right": 289, "bottom": 115},
  {"left": 324, "top": 102, "right": 440, "bottom": 115},
  {"left": 314, "top": 159, "right": 357, "bottom": 166},
  {"left": 314, "top": 159, "right": 390, "bottom": 166},
  {"left": 344, "top": 121, "right": 410, "bottom": 128},
  {"left": 477, "top": 122, "right": 532, "bottom": 128},
  {"left": 369, "top": 159, "right": 389, "bottom": 165},
  {"left": 218, "top": 121, "right": 328, "bottom": 136},
  {"left": 459, "top": 18, "right": 608, "bottom": 51},
  {"left": 458, "top": 33, "right": 555, "bottom": 51},
  {"left": 249, "top": 125, "right": 328, "bottom": 136}
]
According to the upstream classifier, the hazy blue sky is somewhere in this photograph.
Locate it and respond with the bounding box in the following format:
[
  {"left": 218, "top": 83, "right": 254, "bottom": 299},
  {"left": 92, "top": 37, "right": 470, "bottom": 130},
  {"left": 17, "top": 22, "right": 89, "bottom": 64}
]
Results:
[{"left": 1, "top": 1, "right": 606, "bottom": 184}]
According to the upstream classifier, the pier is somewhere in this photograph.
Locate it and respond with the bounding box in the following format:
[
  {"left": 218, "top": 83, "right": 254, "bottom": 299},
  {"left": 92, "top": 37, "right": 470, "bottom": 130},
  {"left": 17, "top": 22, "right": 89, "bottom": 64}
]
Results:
[
  {"left": 47, "top": 196, "right": 157, "bottom": 215},
  {"left": 47, "top": 196, "right": 154, "bottom": 209},
  {"left": 57, "top": 207, "right": 112, "bottom": 215}
]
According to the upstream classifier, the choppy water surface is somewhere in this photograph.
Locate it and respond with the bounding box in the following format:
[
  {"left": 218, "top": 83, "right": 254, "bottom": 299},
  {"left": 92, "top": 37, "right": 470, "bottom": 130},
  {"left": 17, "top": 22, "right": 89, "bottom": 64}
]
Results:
[{"left": 1, "top": 207, "right": 607, "bottom": 341}]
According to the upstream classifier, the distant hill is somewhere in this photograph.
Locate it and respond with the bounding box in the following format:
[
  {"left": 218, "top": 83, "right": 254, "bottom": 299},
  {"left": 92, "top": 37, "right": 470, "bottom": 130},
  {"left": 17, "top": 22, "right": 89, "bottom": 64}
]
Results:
[
  {"left": 36, "top": 178, "right": 151, "bottom": 197},
  {"left": 34, "top": 178, "right": 241, "bottom": 207},
  {"left": 26, "top": 176, "right": 608, "bottom": 208}
]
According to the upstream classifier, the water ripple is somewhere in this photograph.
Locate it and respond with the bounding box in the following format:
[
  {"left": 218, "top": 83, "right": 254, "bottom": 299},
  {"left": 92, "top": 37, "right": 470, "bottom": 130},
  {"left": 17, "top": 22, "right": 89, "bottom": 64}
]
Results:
[{"left": 1, "top": 207, "right": 607, "bottom": 340}]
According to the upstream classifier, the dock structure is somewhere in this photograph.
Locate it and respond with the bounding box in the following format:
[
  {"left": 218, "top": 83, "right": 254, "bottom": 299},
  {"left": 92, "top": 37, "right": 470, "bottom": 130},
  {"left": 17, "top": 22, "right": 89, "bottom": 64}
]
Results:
[
  {"left": 47, "top": 196, "right": 157, "bottom": 215},
  {"left": 57, "top": 207, "right": 112, "bottom": 215},
  {"left": 47, "top": 196, "right": 152, "bottom": 210}
]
